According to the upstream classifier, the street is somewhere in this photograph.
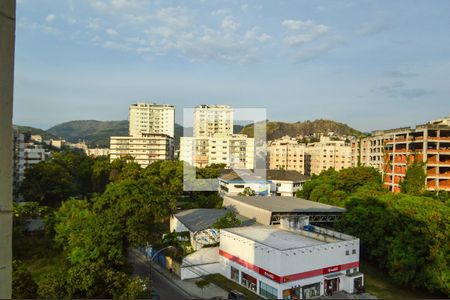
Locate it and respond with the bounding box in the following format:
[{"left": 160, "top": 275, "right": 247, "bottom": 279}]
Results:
[{"left": 128, "top": 249, "right": 191, "bottom": 300}]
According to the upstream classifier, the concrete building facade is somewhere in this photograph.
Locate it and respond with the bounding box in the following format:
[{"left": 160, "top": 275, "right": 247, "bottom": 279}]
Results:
[
  {"left": 194, "top": 104, "right": 233, "bottom": 137},
  {"left": 180, "top": 134, "right": 255, "bottom": 169},
  {"left": 129, "top": 102, "right": 175, "bottom": 138},
  {"left": 351, "top": 131, "right": 391, "bottom": 172},
  {"left": 110, "top": 133, "right": 174, "bottom": 168},
  {"left": 267, "top": 137, "right": 308, "bottom": 174},
  {"left": 0, "top": 1, "right": 16, "bottom": 296},
  {"left": 306, "top": 137, "right": 352, "bottom": 175},
  {"left": 383, "top": 119, "right": 450, "bottom": 192}
]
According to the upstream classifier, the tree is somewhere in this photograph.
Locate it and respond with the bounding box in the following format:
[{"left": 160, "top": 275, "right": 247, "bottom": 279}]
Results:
[
  {"left": 212, "top": 211, "right": 241, "bottom": 229},
  {"left": 12, "top": 260, "right": 38, "bottom": 299},
  {"left": 400, "top": 160, "right": 426, "bottom": 195},
  {"left": 20, "top": 161, "right": 77, "bottom": 206},
  {"left": 195, "top": 279, "right": 210, "bottom": 297},
  {"left": 238, "top": 187, "right": 256, "bottom": 196}
]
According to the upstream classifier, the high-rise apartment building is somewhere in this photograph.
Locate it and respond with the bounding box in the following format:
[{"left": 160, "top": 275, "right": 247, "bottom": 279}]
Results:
[
  {"left": 383, "top": 117, "right": 450, "bottom": 192},
  {"left": 180, "top": 105, "right": 255, "bottom": 169},
  {"left": 129, "top": 102, "right": 175, "bottom": 138},
  {"left": 306, "top": 137, "right": 352, "bottom": 175},
  {"left": 110, "top": 102, "right": 175, "bottom": 167},
  {"left": 110, "top": 133, "right": 174, "bottom": 168},
  {"left": 180, "top": 134, "right": 254, "bottom": 169},
  {"left": 194, "top": 105, "right": 233, "bottom": 137},
  {"left": 267, "top": 137, "right": 307, "bottom": 174}
]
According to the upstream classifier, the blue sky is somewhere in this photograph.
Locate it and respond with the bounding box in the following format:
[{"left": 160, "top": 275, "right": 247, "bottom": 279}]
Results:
[{"left": 13, "top": 0, "right": 450, "bottom": 132}]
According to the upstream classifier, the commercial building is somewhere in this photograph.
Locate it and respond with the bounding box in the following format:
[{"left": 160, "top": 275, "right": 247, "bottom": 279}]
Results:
[
  {"left": 383, "top": 117, "right": 450, "bottom": 192},
  {"left": 306, "top": 137, "right": 352, "bottom": 175},
  {"left": 13, "top": 131, "right": 25, "bottom": 185},
  {"left": 220, "top": 216, "right": 363, "bottom": 299},
  {"left": 222, "top": 195, "right": 345, "bottom": 225},
  {"left": 180, "top": 134, "right": 255, "bottom": 169},
  {"left": 267, "top": 137, "right": 308, "bottom": 174},
  {"left": 110, "top": 133, "right": 174, "bottom": 168},
  {"left": 219, "top": 169, "right": 309, "bottom": 197},
  {"left": 194, "top": 104, "right": 233, "bottom": 137},
  {"left": 129, "top": 102, "right": 175, "bottom": 138}
]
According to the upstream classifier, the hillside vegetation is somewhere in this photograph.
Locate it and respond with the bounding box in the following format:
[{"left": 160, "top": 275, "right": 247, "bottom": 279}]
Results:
[
  {"left": 47, "top": 120, "right": 129, "bottom": 147},
  {"left": 240, "top": 119, "right": 363, "bottom": 140},
  {"left": 15, "top": 125, "right": 58, "bottom": 141}
]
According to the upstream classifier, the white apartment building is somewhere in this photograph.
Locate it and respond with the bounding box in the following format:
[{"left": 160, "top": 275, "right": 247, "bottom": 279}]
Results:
[
  {"left": 110, "top": 133, "right": 174, "bottom": 168},
  {"left": 129, "top": 102, "right": 175, "bottom": 138},
  {"left": 220, "top": 217, "right": 363, "bottom": 299},
  {"left": 267, "top": 137, "right": 308, "bottom": 174},
  {"left": 24, "top": 145, "right": 46, "bottom": 169},
  {"left": 194, "top": 105, "right": 233, "bottom": 137},
  {"left": 86, "top": 148, "right": 110, "bottom": 157},
  {"left": 306, "top": 137, "right": 352, "bottom": 175},
  {"left": 180, "top": 134, "right": 254, "bottom": 169},
  {"left": 219, "top": 169, "right": 309, "bottom": 197}
]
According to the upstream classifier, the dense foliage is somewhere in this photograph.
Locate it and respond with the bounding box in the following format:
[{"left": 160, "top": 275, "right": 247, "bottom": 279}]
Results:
[
  {"left": 298, "top": 166, "right": 450, "bottom": 296},
  {"left": 14, "top": 152, "right": 227, "bottom": 298}
]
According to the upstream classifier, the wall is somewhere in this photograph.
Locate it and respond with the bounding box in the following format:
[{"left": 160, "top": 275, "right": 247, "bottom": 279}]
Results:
[{"left": 0, "top": 1, "right": 15, "bottom": 298}]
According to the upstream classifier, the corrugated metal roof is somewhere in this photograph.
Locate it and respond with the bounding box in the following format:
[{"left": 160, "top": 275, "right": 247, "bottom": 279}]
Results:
[
  {"left": 224, "top": 196, "right": 346, "bottom": 213},
  {"left": 220, "top": 169, "right": 310, "bottom": 182}
]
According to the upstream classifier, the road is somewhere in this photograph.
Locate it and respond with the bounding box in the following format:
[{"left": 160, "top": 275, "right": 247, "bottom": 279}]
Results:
[{"left": 128, "top": 249, "right": 191, "bottom": 300}]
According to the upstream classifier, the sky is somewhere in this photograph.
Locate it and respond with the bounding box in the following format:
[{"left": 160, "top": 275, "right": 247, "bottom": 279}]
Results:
[{"left": 13, "top": 0, "right": 450, "bottom": 132}]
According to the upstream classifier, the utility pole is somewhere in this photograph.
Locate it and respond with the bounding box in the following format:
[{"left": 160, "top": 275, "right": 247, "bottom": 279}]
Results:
[{"left": 0, "top": 1, "right": 16, "bottom": 298}]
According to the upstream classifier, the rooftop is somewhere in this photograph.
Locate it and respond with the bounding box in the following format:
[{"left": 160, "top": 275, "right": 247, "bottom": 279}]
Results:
[
  {"left": 223, "top": 225, "right": 327, "bottom": 251},
  {"left": 224, "top": 196, "right": 346, "bottom": 214},
  {"left": 220, "top": 169, "right": 309, "bottom": 182},
  {"left": 174, "top": 208, "right": 256, "bottom": 232}
]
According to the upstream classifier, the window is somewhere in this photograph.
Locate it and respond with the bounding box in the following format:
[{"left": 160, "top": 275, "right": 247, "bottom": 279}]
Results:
[
  {"left": 241, "top": 272, "right": 257, "bottom": 292},
  {"left": 260, "top": 281, "right": 277, "bottom": 299},
  {"left": 231, "top": 266, "right": 239, "bottom": 282},
  {"left": 346, "top": 250, "right": 350, "bottom": 255},
  {"left": 352, "top": 249, "right": 357, "bottom": 254}
]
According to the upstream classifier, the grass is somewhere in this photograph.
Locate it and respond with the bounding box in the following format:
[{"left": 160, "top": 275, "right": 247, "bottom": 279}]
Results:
[
  {"left": 361, "top": 260, "right": 446, "bottom": 300},
  {"left": 205, "top": 273, "right": 262, "bottom": 299}
]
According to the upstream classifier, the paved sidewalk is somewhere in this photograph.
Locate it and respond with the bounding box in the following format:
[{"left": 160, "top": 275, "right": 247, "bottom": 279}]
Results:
[{"left": 133, "top": 249, "right": 229, "bottom": 299}]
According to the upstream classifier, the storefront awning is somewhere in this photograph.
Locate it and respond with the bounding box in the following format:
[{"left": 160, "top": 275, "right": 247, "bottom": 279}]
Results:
[{"left": 345, "top": 272, "right": 363, "bottom": 278}]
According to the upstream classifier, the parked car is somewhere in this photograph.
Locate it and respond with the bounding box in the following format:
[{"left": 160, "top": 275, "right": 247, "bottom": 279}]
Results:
[{"left": 228, "top": 290, "right": 246, "bottom": 299}]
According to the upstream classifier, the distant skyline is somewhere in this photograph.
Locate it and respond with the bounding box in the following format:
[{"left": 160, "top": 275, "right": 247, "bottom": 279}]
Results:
[{"left": 13, "top": 0, "right": 450, "bottom": 132}]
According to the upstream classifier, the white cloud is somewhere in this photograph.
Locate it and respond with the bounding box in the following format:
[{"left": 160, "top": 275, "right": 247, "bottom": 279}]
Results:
[
  {"left": 356, "top": 23, "right": 390, "bottom": 37},
  {"left": 257, "top": 33, "right": 271, "bottom": 42},
  {"left": 46, "top": 14, "right": 55, "bottom": 23},
  {"left": 282, "top": 19, "right": 340, "bottom": 62},
  {"left": 211, "top": 9, "right": 229, "bottom": 16},
  {"left": 282, "top": 19, "right": 314, "bottom": 30},
  {"left": 87, "top": 18, "right": 101, "bottom": 30},
  {"left": 221, "top": 15, "right": 239, "bottom": 31},
  {"left": 67, "top": 17, "right": 77, "bottom": 25},
  {"left": 241, "top": 4, "right": 248, "bottom": 11},
  {"left": 156, "top": 7, "right": 192, "bottom": 29},
  {"left": 106, "top": 28, "right": 119, "bottom": 37}
]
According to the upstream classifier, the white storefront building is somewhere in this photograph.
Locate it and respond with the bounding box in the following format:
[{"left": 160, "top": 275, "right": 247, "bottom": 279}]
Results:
[{"left": 219, "top": 217, "right": 364, "bottom": 299}]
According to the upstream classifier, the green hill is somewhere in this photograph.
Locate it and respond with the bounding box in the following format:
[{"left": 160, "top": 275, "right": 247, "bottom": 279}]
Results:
[
  {"left": 47, "top": 120, "right": 129, "bottom": 148},
  {"left": 240, "top": 119, "right": 362, "bottom": 140},
  {"left": 47, "top": 120, "right": 185, "bottom": 148},
  {"left": 14, "top": 125, "right": 58, "bottom": 141}
]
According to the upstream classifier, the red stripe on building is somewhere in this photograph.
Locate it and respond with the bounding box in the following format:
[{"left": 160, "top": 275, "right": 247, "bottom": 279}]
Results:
[{"left": 219, "top": 249, "right": 360, "bottom": 283}]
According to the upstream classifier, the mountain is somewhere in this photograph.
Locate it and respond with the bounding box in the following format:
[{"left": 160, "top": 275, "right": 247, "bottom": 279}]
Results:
[
  {"left": 14, "top": 125, "right": 58, "bottom": 141},
  {"left": 47, "top": 120, "right": 185, "bottom": 148},
  {"left": 47, "top": 120, "right": 129, "bottom": 148},
  {"left": 239, "top": 119, "right": 362, "bottom": 140}
]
